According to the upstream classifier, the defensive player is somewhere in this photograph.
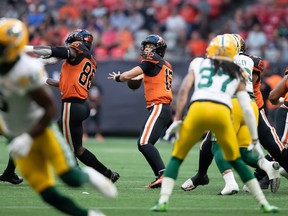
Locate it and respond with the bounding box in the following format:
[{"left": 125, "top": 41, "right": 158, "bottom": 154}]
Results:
[
  {"left": 0, "top": 18, "right": 117, "bottom": 216},
  {"left": 108, "top": 34, "right": 173, "bottom": 188},
  {"left": 151, "top": 35, "right": 278, "bottom": 213}
]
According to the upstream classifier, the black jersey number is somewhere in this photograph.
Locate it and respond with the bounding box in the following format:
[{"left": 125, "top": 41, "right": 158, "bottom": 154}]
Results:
[
  {"left": 79, "top": 61, "right": 95, "bottom": 90},
  {"left": 165, "top": 67, "right": 173, "bottom": 91}
]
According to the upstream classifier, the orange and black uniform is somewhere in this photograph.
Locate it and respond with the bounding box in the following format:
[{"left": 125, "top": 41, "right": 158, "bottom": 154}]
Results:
[
  {"left": 57, "top": 42, "right": 115, "bottom": 177},
  {"left": 138, "top": 52, "right": 173, "bottom": 178},
  {"left": 274, "top": 67, "right": 288, "bottom": 172},
  {"left": 59, "top": 41, "right": 96, "bottom": 151},
  {"left": 251, "top": 56, "right": 288, "bottom": 174}
]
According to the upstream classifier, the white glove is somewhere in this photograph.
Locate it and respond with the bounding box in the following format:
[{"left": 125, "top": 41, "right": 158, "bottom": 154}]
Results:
[
  {"left": 8, "top": 133, "right": 33, "bottom": 159},
  {"left": 247, "top": 139, "right": 265, "bottom": 158},
  {"left": 163, "top": 120, "right": 182, "bottom": 141}
]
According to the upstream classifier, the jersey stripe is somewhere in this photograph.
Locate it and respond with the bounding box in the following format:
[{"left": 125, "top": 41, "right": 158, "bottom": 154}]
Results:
[
  {"left": 62, "top": 102, "right": 74, "bottom": 151},
  {"left": 260, "top": 109, "right": 285, "bottom": 150},
  {"left": 140, "top": 104, "right": 162, "bottom": 144}
]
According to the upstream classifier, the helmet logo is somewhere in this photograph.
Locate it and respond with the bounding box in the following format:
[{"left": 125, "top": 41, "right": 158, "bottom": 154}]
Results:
[{"left": 7, "top": 24, "right": 23, "bottom": 40}]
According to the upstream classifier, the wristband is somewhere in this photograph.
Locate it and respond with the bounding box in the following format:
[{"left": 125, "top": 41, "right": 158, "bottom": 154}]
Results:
[
  {"left": 115, "top": 75, "right": 121, "bottom": 82},
  {"left": 24, "top": 45, "right": 34, "bottom": 53}
]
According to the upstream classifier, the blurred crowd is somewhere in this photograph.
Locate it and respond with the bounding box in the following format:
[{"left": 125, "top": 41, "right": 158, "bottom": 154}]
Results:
[{"left": 1, "top": 0, "right": 288, "bottom": 63}]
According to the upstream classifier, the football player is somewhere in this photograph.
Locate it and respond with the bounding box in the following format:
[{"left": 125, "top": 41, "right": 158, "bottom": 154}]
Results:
[
  {"left": 24, "top": 29, "right": 120, "bottom": 183},
  {"left": 0, "top": 18, "right": 117, "bottom": 216},
  {"left": 151, "top": 34, "right": 278, "bottom": 213},
  {"left": 181, "top": 34, "right": 288, "bottom": 194},
  {"left": 108, "top": 34, "right": 173, "bottom": 188}
]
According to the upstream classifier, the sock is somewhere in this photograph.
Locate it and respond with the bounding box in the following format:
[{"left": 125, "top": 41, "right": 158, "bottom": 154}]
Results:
[
  {"left": 245, "top": 178, "right": 268, "bottom": 206},
  {"left": 3, "top": 156, "right": 16, "bottom": 176},
  {"left": 229, "top": 158, "right": 254, "bottom": 182},
  {"left": 77, "top": 149, "right": 107, "bottom": 175},
  {"left": 60, "top": 167, "right": 89, "bottom": 187},
  {"left": 138, "top": 144, "right": 165, "bottom": 177},
  {"left": 240, "top": 148, "right": 259, "bottom": 168},
  {"left": 159, "top": 177, "right": 175, "bottom": 204},
  {"left": 164, "top": 156, "right": 183, "bottom": 180},
  {"left": 223, "top": 170, "right": 238, "bottom": 186},
  {"left": 212, "top": 142, "right": 232, "bottom": 173},
  {"left": 40, "top": 186, "right": 87, "bottom": 216},
  {"left": 197, "top": 134, "right": 214, "bottom": 176}
]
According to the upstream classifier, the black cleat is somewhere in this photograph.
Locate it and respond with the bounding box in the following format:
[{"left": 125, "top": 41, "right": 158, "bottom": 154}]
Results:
[
  {"left": 104, "top": 169, "right": 120, "bottom": 183},
  {"left": 110, "top": 171, "right": 120, "bottom": 183},
  {"left": 145, "top": 175, "right": 163, "bottom": 188},
  {"left": 181, "top": 174, "right": 209, "bottom": 191},
  {"left": 0, "top": 173, "right": 23, "bottom": 184}
]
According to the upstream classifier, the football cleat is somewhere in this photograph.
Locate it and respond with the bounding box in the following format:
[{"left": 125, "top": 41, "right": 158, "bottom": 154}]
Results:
[
  {"left": 259, "top": 175, "right": 270, "bottom": 190},
  {"left": 181, "top": 174, "right": 209, "bottom": 191},
  {"left": 218, "top": 184, "right": 239, "bottom": 195},
  {"left": 88, "top": 210, "right": 106, "bottom": 216},
  {"left": 150, "top": 202, "right": 167, "bottom": 212},
  {"left": 145, "top": 175, "right": 163, "bottom": 188},
  {"left": 82, "top": 166, "right": 118, "bottom": 199},
  {"left": 0, "top": 172, "right": 23, "bottom": 184},
  {"left": 110, "top": 171, "right": 120, "bottom": 183},
  {"left": 279, "top": 167, "right": 288, "bottom": 179},
  {"left": 260, "top": 204, "right": 279, "bottom": 213}
]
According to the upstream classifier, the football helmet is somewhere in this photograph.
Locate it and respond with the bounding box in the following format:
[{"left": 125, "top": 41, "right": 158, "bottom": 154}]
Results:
[
  {"left": 230, "top": 33, "right": 246, "bottom": 54},
  {"left": 65, "top": 29, "right": 93, "bottom": 50},
  {"left": 140, "top": 34, "right": 167, "bottom": 57},
  {"left": 0, "top": 18, "right": 28, "bottom": 63},
  {"left": 206, "top": 34, "right": 237, "bottom": 62}
]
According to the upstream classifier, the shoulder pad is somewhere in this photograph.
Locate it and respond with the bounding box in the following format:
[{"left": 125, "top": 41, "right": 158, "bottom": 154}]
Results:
[
  {"left": 68, "top": 41, "right": 89, "bottom": 53},
  {"left": 250, "top": 55, "right": 264, "bottom": 73}
]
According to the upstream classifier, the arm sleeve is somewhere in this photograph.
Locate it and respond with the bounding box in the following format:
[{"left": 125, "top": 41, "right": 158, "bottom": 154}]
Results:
[{"left": 236, "top": 90, "right": 258, "bottom": 140}]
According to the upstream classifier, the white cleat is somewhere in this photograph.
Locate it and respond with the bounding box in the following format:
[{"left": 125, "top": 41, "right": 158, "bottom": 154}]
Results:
[
  {"left": 88, "top": 210, "right": 106, "bottom": 216},
  {"left": 266, "top": 162, "right": 281, "bottom": 193},
  {"left": 243, "top": 184, "right": 250, "bottom": 193},
  {"left": 279, "top": 167, "right": 288, "bottom": 179},
  {"left": 218, "top": 184, "right": 239, "bottom": 195},
  {"left": 82, "top": 166, "right": 118, "bottom": 199}
]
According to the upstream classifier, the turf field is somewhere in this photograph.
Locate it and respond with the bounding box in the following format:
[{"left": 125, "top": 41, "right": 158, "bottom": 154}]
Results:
[{"left": 0, "top": 137, "right": 287, "bottom": 216}]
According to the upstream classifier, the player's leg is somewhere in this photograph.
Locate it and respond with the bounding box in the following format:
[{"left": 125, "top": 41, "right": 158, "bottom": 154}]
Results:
[
  {"left": 216, "top": 120, "right": 278, "bottom": 212},
  {"left": 61, "top": 101, "right": 120, "bottom": 183},
  {"left": 138, "top": 104, "right": 172, "bottom": 188},
  {"left": 181, "top": 132, "right": 212, "bottom": 191},
  {"left": 212, "top": 142, "right": 239, "bottom": 195},
  {"left": 0, "top": 156, "right": 23, "bottom": 184}
]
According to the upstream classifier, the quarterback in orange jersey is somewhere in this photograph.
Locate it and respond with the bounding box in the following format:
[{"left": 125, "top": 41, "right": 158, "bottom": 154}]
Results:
[
  {"left": 109, "top": 34, "right": 173, "bottom": 188},
  {"left": 25, "top": 29, "right": 120, "bottom": 183}
]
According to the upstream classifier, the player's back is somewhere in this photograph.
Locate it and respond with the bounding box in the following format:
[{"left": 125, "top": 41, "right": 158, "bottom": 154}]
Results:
[
  {"left": 234, "top": 54, "right": 254, "bottom": 99},
  {"left": 191, "top": 57, "right": 241, "bottom": 109},
  {"left": 0, "top": 54, "right": 45, "bottom": 136}
]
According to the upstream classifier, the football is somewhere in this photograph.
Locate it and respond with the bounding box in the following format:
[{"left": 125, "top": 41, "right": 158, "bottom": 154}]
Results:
[{"left": 127, "top": 79, "right": 143, "bottom": 90}]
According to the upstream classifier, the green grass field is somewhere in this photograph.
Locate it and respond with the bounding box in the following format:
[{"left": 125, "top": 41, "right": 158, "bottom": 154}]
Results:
[{"left": 0, "top": 137, "right": 287, "bottom": 216}]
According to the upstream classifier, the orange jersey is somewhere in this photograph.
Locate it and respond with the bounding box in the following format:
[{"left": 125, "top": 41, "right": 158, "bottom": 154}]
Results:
[
  {"left": 59, "top": 42, "right": 96, "bottom": 100},
  {"left": 284, "top": 67, "right": 288, "bottom": 102},
  {"left": 251, "top": 55, "right": 265, "bottom": 109},
  {"left": 139, "top": 52, "right": 173, "bottom": 108}
]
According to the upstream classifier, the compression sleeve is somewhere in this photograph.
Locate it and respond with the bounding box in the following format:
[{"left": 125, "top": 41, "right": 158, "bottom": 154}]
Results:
[{"left": 236, "top": 90, "right": 258, "bottom": 140}]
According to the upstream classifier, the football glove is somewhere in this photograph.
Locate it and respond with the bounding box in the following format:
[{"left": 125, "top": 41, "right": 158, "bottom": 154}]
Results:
[
  {"left": 247, "top": 139, "right": 265, "bottom": 158},
  {"left": 163, "top": 120, "right": 182, "bottom": 141},
  {"left": 8, "top": 133, "right": 33, "bottom": 159}
]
